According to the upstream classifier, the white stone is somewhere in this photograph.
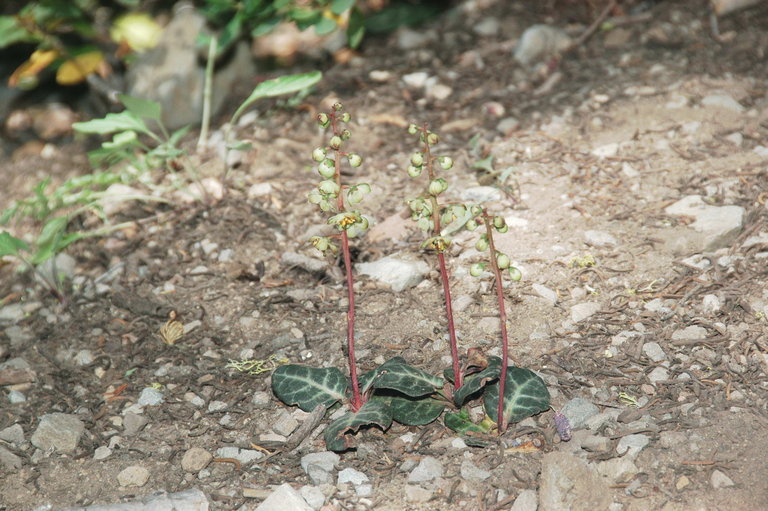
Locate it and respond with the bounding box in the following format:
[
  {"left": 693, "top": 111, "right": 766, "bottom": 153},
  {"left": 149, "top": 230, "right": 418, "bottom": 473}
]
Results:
[
  {"left": 248, "top": 182, "right": 273, "bottom": 197},
  {"left": 402, "top": 71, "right": 430, "bottom": 89},
  {"left": 701, "top": 93, "right": 744, "bottom": 112},
  {"left": 272, "top": 410, "right": 299, "bottom": 436},
  {"left": 474, "top": 17, "right": 500, "bottom": 36},
  {"left": 710, "top": 469, "right": 735, "bottom": 489},
  {"left": 616, "top": 434, "right": 650, "bottom": 459},
  {"left": 591, "top": 143, "right": 619, "bottom": 159},
  {"left": 256, "top": 483, "right": 313, "bottom": 511},
  {"left": 621, "top": 162, "right": 640, "bottom": 178},
  {"left": 300, "top": 485, "right": 326, "bottom": 510},
  {"left": 356, "top": 256, "right": 430, "bottom": 292},
  {"left": 93, "top": 446, "right": 112, "bottom": 460},
  {"left": 672, "top": 325, "right": 707, "bottom": 340},
  {"left": 117, "top": 466, "right": 150, "bottom": 487},
  {"left": 725, "top": 132, "right": 743, "bottom": 146},
  {"left": 642, "top": 342, "right": 666, "bottom": 362},
  {"left": 571, "top": 302, "right": 601, "bottom": 323},
  {"left": 427, "top": 83, "right": 453, "bottom": 100},
  {"left": 533, "top": 283, "right": 558, "bottom": 305},
  {"left": 510, "top": 489, "right": 538, "bottom": 511},
  {"left": 138, "top": 387, "right": 164, "bottom": 406},
  {"left": 648, "top": 367, "right": 669, "bottom": 384},
  {"left": 338, "top": 467, "right": 371, "bottom": 496},
  {"left": 460, "top": 459, "right": 491, "bottom": 481},
  {"left": 596, "top": 457, "right": 639, "bottom": 483},
  {"left": 702, "top": 294, "right": 721, "bottom": 314},
  {"left": 665, "top": 195, "right": 744, "bottom": 250},
  {"left": 514, "top": 25, "right": 572, "bottom": 66},
  {"left": 584, "top": 230, "right": 617, "bottom": 247},
  {"left": 301, "top": 451, "right": 339, "bottom": 474},
  {"left": 215, "top": 447, "right": 263, "bottom": 464},
  {"left": 408, "top": 456, "right": 443, "bottom": 483}
]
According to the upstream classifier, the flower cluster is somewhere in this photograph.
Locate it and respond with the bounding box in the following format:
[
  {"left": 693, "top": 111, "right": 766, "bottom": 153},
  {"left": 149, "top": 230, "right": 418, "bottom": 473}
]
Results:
[
  {"left": 465, "top": 210, "right": 522, "bottom": 282},
  {"left": 307, "top": 103, "right": 370, "bottom": 254}
]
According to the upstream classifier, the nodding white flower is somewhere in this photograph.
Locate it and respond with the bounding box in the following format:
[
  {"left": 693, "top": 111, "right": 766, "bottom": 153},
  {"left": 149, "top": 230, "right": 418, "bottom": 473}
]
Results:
[
  {"left": 317, "top": 113, "right": 330, "bottom": 127},
  {"left": 407, "top": 165, "right": 422, "bottom": 178},
  {"left": 427, "top": 132, "right": 439, "bottom": 145},
  {"left": 496, "top": 253, "right": 511, "bottom": 270},
  {"left": 312, "top": 147, "right": 327, "bottom": 162},
  {"left": 475, "top": 236, "right": 489, "bottom": 252},
  {"left": 317, "top": 158, "right": 335, "bottom": 178},
  {"left": 408, "top": 124, "right": 419, "bottom": 135},
  {"left": 438, "top": 156, "right": 453, "bottom": 170},
  {"left": 428, "top": 178, "right": 448, "bottom": 196},
  {"left": 347, "top": 153, "right": 362, "bottom": 167},
  {"left": 411, "top": 152, "right": 424, "bottom": 167},
  {"left": 330, "top": 135, "right": 342, "bottom": 149},
  {"left": 318, "top": 179, "right": 340, "bottom": 195},
  {"left": 509, "top": 266, "right": 522, "bottom": 281},
  {"left": 470, "top": 263, "right": 486, "bottom": 277},
  {"left": 340, "top": 112, "right": 351, "bottom": 122}
]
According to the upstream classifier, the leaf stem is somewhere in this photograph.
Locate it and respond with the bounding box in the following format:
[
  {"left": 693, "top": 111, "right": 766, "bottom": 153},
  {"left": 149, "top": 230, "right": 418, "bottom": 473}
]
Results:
[{"left": 482, "top": 209, "right": 511, "bottom": 432}]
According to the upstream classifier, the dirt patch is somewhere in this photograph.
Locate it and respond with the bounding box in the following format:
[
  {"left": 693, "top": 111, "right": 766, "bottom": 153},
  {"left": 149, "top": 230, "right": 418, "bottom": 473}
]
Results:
[{"left": 1, "top": 1, "right": 768, "bottom": 510}]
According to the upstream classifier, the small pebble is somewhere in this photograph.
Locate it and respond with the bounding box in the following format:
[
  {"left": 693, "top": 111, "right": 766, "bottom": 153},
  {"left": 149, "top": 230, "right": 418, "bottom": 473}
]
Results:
[
  {"left": 181, "top": 447, "right": 213, "bottom": 472},
  {"left": 117, "top": 466, "right": 150, "bottom": 487},
  {"left": 710, "top": 469, "right": 735, "bottom": 489}
]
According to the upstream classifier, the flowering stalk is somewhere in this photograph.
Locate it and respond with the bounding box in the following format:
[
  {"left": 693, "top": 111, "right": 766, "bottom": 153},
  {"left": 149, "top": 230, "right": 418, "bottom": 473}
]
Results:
[
  {"left": 406, "top": 124, "right": 462, "bottom": 390},
  {"left": 308, "top": 103, "right": 369, "bottom": 412},
  {"left": 481, "top": 209, "right": 511, "bottom": 432}
]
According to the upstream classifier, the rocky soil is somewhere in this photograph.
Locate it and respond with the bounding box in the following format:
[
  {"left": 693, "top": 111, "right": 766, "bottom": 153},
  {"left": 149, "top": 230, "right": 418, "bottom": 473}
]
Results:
[{"left": 1, "top": 1, "right": 768, "bottom": 510}]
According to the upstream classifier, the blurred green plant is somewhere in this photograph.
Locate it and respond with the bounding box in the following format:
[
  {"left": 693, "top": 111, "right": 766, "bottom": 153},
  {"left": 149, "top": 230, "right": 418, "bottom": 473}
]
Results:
[{"left": 199, "top": 0, "right": 365, "bottom": 55}]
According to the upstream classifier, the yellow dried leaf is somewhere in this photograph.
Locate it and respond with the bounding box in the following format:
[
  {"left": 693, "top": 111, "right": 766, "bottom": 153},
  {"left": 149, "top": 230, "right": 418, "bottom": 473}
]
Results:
[
  {"left": 9, "top": 49, "right": 59, "bottom": 88},
  {"left": 110, "top": 12, "right": 162, "bottom": 52},
  {"left": 56, "top": 51, "right": 105, "bottom": 85}
]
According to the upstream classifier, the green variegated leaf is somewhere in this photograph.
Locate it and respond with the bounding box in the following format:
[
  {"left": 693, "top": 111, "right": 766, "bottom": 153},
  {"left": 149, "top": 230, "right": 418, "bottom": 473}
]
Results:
[
  {"left": 370, "top": 358, "right": 442, "bottom": 397},
  {"left": 272, "top": 364, "right": 347, "bottom": 412},
  {"left": 452, "top": 357, "right": 502, "bottom": 407},
  {"left": 359, "top": 356, "right": 406, "bottom": 393},
  {"left": 483, "top": 367, "right": 550, "bottom": 425},
  {"left": 444, "top": 408, "right": 493, "bottom": 435},
  {"left": 323, "top": 400, "right": 392, "bottom": 451},
  {"left": 389, "top": 395, "right": 445, "bottom": 425}
]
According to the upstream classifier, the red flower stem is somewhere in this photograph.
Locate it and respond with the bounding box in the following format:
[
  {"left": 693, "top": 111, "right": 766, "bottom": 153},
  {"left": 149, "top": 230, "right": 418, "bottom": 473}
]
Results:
[
  {"left": 341, "top": 228, "right": 362, "bottom": 411},
  {"left": 332, "top": 111, "right": 362, "bottom": 412},
  {"left": 482, "top": 209, "right": 510, "bottom": 433},
  {"left": 423, "top": 125, "right": 462, "bottom": 390},
  {"left": 438, "top": 251, "right": 462, "bottom": 389}
]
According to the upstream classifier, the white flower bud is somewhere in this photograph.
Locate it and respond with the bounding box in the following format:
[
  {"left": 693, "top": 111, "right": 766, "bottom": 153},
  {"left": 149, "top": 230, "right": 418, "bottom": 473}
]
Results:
[
  {"left": 438, "top": 156, "right": 453, "bottom": 170},
  {"left": 470, "top": 263, "right": 485, "bottom": 277},
  {"left": 496, "top": 253, "right": 511, "bottom": 269},
  {"left": 347, "top": 153, "right": 362, "bottom": 167},
  {"left": 312, "top": 147, "right": 326, "bottom": 162},
  {"left": 411, "top": 152, "right": 424, "bottom": 167}
]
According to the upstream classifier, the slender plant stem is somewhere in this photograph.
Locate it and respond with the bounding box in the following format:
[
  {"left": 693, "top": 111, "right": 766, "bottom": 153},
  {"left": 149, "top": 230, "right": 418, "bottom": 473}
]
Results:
[
  {"left": 197, "top": 37, "right": 217, "bottom": 152},
  {"left": 332, "top": 112, "right": 362, "bottom": 411},
  {"left": 341, "top": 229, "right": 362, "bottom": 411},
  {"left": 422, "top": 125, "right": 462, "bottom": 390},
  {"left": 482, "top": 209, "right": 510, "bottom": 433}
]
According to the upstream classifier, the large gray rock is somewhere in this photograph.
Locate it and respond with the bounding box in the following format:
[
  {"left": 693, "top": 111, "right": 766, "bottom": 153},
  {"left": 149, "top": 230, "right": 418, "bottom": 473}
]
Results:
[
  {"left": 664, "top": 195, "right": 744, "bottom": 250},
  {"left": 539, "top": 452, "right": 612, "bottom": 511},
  {"left": 126, "top": 3, "right": 255, "bottom": 129},
  {"left": 31, "top": 413, "right": 85, "bottom": 453}
]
